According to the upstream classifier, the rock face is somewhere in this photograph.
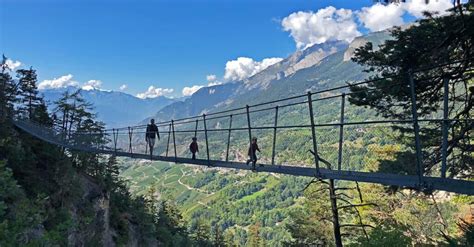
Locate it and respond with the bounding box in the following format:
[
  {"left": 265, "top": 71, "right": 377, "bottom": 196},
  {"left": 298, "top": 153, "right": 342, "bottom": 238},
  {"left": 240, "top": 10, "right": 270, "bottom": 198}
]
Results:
[
  {"left": 343, "top": 31, "right": 392, "bottom": 62},
  {"left": 65, "top": 174, "right": 154, "bottom": 247},
  {"left": 66, "top": 174, "right": 115, "bottom": 246},
  {"left": 343, "top": 37, "right": 369, "bottom": 62},
  {"left": 242, "top": 40, "right": 349, "bottom": 91},
  {"left": 284, "top": 41, "right": 348, "bottom": 77}
]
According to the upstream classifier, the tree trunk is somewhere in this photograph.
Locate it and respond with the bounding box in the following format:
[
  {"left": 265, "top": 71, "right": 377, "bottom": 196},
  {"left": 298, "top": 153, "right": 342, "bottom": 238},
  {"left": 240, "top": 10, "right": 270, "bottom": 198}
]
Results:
[{"left": 329, "top": 179, "right": 343, "bottom": 247}]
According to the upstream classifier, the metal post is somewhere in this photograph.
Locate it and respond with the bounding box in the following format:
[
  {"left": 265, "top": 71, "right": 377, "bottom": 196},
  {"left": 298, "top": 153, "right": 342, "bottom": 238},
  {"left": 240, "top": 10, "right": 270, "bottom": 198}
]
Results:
[
  {"left": 408, "top": 71, "right": 424, "bottom": 184},
  {"left": 307, "top": 92, "right": 320, "bottom": 172},
  {"left": 203, "top": 114, "right": 211, "bottom": 166},
  {"left": 441, "top": 77, "right": 449, "bottom": 178},
  {"left": 166, "top": 123, "right": 171, "bottom": 157},
  {"left": 128, "top": 127, "right": 133, "bottom": 154},
  {"left": 246, "top": 105, "right": 253, "bottom": 169},
  {"left": 225, "top": 114, "right": 233, "bottom": 162},
  {"left": 113, "top": 128, "right": 118, "bottom": 153},
  {"left": 337, "top": 94, "right": 345, "bottom": 171},
  {"left": 171, "top": 120, "right": 177, "bottom": 162},
  {"left": 271, "top": 106, "right": 279, "bottom": 166},
  {"left": 194, "top": 119, "right": 199, "bottom": 138}
]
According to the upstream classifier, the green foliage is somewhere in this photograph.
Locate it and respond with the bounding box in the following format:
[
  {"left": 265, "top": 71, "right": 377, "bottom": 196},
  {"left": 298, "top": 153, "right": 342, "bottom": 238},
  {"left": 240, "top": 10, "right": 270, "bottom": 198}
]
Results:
[
  {"left": 16, "top": 67, "right": 43, "bottom": 120},
  {"left": 350, "top": 3, "right": 474, "bottom": 177},
  {"left": 450, "top": 219, "right": 474, "bottom": 246},
  {"left": 0, "top": 55, "right": 18, "bottom": 121},
  {"left": 348, "top": 225, "right": 411, "bottom": 247}
]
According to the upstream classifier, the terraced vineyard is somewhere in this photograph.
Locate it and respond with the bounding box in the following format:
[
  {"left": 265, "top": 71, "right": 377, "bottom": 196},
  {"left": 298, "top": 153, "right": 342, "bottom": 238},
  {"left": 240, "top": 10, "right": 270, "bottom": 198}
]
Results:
[{"left": 119, "top": 158, "right": 311, "bottom": 245}]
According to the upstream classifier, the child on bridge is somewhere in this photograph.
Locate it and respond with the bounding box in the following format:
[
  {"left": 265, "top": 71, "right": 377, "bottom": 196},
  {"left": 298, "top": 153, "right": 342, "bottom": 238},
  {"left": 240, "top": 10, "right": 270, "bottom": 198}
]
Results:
[
  {"left": 246, "top": 137, "right": 262, "bottom": 170},
  {"left": 189, "top": 137, "right": 199, "bottom": 160}
]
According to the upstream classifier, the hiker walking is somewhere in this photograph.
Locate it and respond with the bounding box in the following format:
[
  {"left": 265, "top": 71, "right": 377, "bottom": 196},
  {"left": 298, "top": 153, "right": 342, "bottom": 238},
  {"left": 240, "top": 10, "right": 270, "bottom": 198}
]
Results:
[
  {"left": 146, "top": 119, "right": 160, "bottom": 157},
  {"left": 246, "top": 137, "right": 262, "bottom": 169},
  {"left": 189, "top": 137, "right": 199, "bottom": 160}
]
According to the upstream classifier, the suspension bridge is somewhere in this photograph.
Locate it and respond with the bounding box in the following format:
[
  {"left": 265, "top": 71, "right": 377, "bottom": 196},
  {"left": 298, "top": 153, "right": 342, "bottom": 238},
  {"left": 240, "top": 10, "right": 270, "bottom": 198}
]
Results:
[{"left": 12, "top": 63, "right": 474, "bottom": 196}]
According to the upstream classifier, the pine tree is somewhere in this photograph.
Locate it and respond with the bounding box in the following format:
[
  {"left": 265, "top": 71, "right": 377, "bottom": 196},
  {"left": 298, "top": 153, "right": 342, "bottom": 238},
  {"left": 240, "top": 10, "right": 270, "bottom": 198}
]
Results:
[
  {"left": 349, "top": 2, "right": 473, "bottom": 177},
  {"left": 0, "top": 55, "right": 18, "bottom": 122},
  {"left": 16, "top": 67, "right": 42, "bottom": 119}
]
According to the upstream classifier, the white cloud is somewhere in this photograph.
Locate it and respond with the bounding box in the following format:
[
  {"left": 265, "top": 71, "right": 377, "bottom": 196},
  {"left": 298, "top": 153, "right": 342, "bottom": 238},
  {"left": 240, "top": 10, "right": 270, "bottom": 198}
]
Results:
[
  {"left": 136, "top": 86, "right": 174, "bottom": 99},
  {"left": 119, "top": 84, "right": 128, "bottom": 91},
  {"left": 206, "top": 74, "right": 217, "bottom": 82},
  {"left": 181, "top": 74, "right": 223, "bottom": 97},
  {"left": 182, "top": 85, "right": 204, "bottom": 96},
  {"left": 358, "top": 0, "right": 454, "bottom": 32},
  {"left": 5, "top": 59, "right": 22, "bottom": 70},
  {"left": 281, "top": 6, "right": 361, "bottom": 49},
  {"left": 223, "top": 57, "right": 283, "bottom": 81},
  {"left": 404, "top": 0, "right": 453, "bottom": 18},
  {"left": 38, "top": 74, "right": 78, "bottom": 90},
  {"left": 82, "top": 79, "right": 102, "bottom": 90},
  {"left": 358, "top": 3, "right": 405, "bottom": 32},
  {"left": 206, "top": 74, "right": 223, "bottom": 86}
]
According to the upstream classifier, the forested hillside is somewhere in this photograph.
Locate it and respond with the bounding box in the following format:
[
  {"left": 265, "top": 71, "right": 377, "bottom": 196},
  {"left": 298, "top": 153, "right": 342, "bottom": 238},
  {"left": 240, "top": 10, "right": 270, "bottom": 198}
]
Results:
[{"left": 0, "top": 61, "right": 198, "bottom": 245}]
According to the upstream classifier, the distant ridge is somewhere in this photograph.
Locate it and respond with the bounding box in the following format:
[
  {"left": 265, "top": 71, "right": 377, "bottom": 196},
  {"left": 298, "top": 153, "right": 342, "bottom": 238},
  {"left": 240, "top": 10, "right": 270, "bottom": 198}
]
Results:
[{"left": 41, "top": 87, "right": 178, "bottom": 127}]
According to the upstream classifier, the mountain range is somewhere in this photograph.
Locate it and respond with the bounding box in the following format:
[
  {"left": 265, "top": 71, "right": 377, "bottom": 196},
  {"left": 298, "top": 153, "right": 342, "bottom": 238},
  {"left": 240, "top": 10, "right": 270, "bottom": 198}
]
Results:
[
  {"left": 148, "top": 30, "right": 390, "bottom": 124},
  {"left": 39, "top": 30, "right": 389, "bottom": 129},
  {"left": 40, "top": 87, "right": 177, "bottom": 127}
]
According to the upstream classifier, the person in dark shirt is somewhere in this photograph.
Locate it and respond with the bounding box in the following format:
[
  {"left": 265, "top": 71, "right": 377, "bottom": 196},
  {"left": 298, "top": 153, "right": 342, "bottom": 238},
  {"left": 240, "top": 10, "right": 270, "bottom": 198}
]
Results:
[
  {"left": 146, "top": 119, "right": 160, "bottom": 157},
  {"left": 189, "top": 137, "right": 199, "bottom": 160},
  {"left": 246, "top": 137, "right": 262, "bottom": 169}
]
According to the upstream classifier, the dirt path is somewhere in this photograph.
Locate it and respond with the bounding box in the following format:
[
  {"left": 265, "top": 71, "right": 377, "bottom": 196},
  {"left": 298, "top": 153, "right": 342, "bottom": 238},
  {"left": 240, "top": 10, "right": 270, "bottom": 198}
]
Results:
[{"left": 178, "top": 168, "right": 214, "bottom": 195}]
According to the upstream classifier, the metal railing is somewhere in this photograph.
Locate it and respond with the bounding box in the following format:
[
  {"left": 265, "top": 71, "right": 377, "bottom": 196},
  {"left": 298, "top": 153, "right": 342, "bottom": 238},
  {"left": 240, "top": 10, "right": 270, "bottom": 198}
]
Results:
[{"left": 11, "top": 60, "right": 474, "bottom": 195}]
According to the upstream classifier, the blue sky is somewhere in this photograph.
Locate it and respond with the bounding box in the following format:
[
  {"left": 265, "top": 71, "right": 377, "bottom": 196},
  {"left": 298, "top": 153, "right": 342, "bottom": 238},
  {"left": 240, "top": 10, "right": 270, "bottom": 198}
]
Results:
[{"left": 0, "top": 0, "right": 454, "bottom": 98}]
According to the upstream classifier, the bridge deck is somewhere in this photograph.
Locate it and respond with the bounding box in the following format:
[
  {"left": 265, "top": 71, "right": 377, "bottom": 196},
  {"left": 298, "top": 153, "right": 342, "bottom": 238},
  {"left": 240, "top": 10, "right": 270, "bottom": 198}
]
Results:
[
  {"left": 100, "top": 149, "right": 474, "bottom": 195},
  {"left": 13, "top": 119, "right": 474, "bottom": 195}
]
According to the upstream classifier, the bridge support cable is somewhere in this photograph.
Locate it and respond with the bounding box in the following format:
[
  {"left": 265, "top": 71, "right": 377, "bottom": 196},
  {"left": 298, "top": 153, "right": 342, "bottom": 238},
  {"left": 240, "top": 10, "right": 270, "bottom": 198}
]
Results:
[
  {"left": 225, "top": 114, "right": 233, "bottom": 162},
  {"left": 203, "top": 114, "right": 211, "bottom": 166},
  {"left": 165, "top": 123, "right": 171, "bottom": 157},
  {"left": 307, "top": 92, "right": 321, "bottom": 173},
  {"left": 441, "top": 77, "right": 449, "bottom": 178},
  {"left": 337, "top": 94, "right": 345, "bottom": 171},
  {"left": 408, "top": 71, "right": 424, "bottom": 185},
  {"left": 271, "top": 106, "right": 279, "bottom": 167}
]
